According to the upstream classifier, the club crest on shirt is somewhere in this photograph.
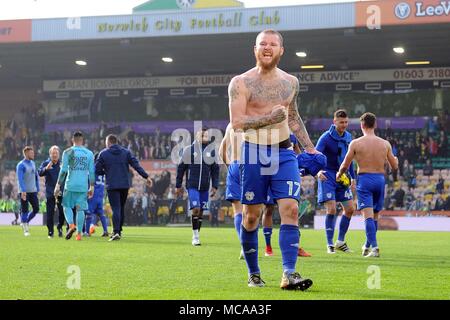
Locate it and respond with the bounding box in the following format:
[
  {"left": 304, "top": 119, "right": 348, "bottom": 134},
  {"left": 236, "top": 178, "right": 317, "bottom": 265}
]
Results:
[
  {"left": 245, "top": 191, "right": 255, "bottom": 201},
  {"left": 327, "top": 193, "right": 332, "bottom": 199}
]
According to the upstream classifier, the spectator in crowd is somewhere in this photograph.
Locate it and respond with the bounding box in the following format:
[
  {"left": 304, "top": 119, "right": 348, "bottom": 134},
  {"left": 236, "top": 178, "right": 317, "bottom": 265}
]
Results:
[
  {"left": 437, "top": 110, "right": 449, "bottom": 131},
  {"left": 407, "top": 164, "right": 417, "bottom": 189},
  {"left": 438, "top": 131, "right": 448, "bottom": 157},
  {"left": 402, "top": 159, "right": 410, "bottom": 178},
  {"left": 443, "top": 194, "right": 450, "bottom": 211},
  {"left": 385, "top": 120, "right": 394, "bottom": 140},
  {"left": 3, "top": 179, "right": 13, "bottom": 199},
  {"left": 99, "top": 121, "right": 108, "bottom": 139},
  {"left": 434, "top": 194, "right": 445, "bottom": 211},
  {"left": 428, "top": 136, "right": 438, "bottom": 156},
  {"left": 423, "top": 159, "right": 434, "bottom": 176},
  {"left": 132, "top": 192, "right": 144, "bottom": 225},
  {"left": 427, "top": 116, "right": 439, "bottom": 135},
  {"left": 436, "top": 175, "right": 445, "bottom": 194},
  {"left": 209, "top": 199, "right": 220, "bottom": 227},
  {"left": 398, "top": 150, "right": 407, "bottom": 177},
  {"left": 405, "top": 188, "right": 416, "bottom": 209},
  {"left": 403, "top": 141, "right": 415, "bottom": 163},
  {"left": 391, "top": 183, "right": 406, "bottom": 208},
  {"left": 3, "top": 129, "right": 16, "bottom": 160},
  {"left": 408, "top": 195, "right": 425, "bottom": 211},
  {"left": 419, "top": 139, "right": 428, "bottom": 162},
  {"left": 424, "top": 199, "right": 434, "bottom": 213},
  {"left": 151, "top": 171, "right": 171, "bottom": 200}
]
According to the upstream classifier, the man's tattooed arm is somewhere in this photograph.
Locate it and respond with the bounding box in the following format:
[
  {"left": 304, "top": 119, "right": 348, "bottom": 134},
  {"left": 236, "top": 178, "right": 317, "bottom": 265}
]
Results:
[
  {"left": 228, "top": 77, "right": 276, "bottom": 131},
  {"left": 239, "top": 114, "right": 276, "bottom": 131},
  {"left": 288, "top": 78, "right": 315, "bottom": 151}
]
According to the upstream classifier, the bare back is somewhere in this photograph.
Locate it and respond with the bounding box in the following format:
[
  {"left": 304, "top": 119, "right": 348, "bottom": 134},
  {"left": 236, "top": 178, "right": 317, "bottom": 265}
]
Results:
[
  {"left": 352, "top": 135, "right": 391, "bottom": 174},
  {"left": 231, "top": 67, "right": 296, "bottom": 145}
]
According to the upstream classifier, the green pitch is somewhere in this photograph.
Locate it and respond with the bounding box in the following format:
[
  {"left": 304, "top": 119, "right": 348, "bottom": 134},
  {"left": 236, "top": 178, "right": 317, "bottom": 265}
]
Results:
[{"left": 1, "top": 225, "right": 449, "bottom": 300}]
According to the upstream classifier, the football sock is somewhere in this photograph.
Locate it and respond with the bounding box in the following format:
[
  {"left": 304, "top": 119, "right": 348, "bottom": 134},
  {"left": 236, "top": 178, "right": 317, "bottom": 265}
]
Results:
[
  {"left": 279, "top": 224, "right": 299, "bottom": 274},
  {"left": 365, "top": 218, "right": 378, "bottom": 248},
  {"left": 338, "top": 215, "right": 351, "bottom": 242},
  {"left": 263, "top": 227, "right": 272, "bottom": 247},
  {"left": 234, "top": 213, "right": 242, "bottom": 238},
  {"left": 240, "top": 225, "right": 260, "bottom": 275},
  {"left": 325, "top": 214, "right": 336, "bottom": 246},
  {"left": 76, "top": 210, "right": 86, "bottom": 234}
]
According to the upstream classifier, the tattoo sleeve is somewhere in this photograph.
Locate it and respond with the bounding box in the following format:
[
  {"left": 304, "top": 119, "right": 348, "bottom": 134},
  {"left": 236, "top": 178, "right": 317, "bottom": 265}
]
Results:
[
  {"left": 288, "top": 80, "right": 314, "bottom": 150},
  {"left": 241, "top": 115, "right": 274, "bottom": 131}
]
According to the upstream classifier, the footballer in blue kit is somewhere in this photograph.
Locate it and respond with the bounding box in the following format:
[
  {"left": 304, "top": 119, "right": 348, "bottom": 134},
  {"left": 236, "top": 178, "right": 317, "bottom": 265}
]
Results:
[
  {"left": 315, "top": 109, "right": 356, "bottom": 254},
  {"left": 220, "top": 123, "right": 245, "bottom": 259},
  {"left": 176, "top": 127, "right": 220, "bottom": 246},
  {"left": 261, "top": 133, "right": 316, "bottom": 258},
  {"left": 337, "top": 112, "right": 398, "bottom": 258},
  {"left": 228, "top": 29, "right": 316, "bottom": 291},
  {"left": 16, "top": 146, "right": 40, "bottom": 237},
  {"left": 85, "top": 154, "right": 109, "bottom": 238}
]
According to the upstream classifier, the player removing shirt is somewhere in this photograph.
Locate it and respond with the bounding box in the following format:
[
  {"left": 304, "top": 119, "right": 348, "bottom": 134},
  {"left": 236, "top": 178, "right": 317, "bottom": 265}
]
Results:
[
  {"left": 337, "top": 113, "right": 398, "bottom": 258},
  {"left": 54, "top": 132, "right": 95, "bottom": 241}
]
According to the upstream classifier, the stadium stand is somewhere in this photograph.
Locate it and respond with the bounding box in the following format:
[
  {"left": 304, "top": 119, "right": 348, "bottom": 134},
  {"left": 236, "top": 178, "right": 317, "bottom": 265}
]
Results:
[{"left": 1, "top": 97, "right": 448, "bottom": 224}]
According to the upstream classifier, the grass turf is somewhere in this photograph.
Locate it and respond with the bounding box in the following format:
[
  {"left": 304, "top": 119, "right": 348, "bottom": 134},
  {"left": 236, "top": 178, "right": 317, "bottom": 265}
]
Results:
[{"left": 0, "top": 225, "right": 449, "bottom": 300}]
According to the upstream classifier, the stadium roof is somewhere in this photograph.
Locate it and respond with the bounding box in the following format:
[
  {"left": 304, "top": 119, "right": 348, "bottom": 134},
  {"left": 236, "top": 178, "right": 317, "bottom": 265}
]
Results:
[
  {"left": 1, "top": 23, "right": 449, "bottom": 88},
  {"left": 0, "top": 0, "right": 449, "bottom": 88}
]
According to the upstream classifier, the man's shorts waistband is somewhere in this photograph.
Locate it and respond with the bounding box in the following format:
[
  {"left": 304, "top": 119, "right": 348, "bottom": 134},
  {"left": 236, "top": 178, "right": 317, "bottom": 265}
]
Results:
[{"left": 244, "top": 139, "right": 292, "bottom": 149}]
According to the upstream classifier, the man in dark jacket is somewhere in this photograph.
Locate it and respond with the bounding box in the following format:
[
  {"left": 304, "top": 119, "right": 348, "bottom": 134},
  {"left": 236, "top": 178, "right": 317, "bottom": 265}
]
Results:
[
  {"left": 39, "top": 145, "right": 66, "bottom": 238},
  {"left": 176, "top": 128, "right": 220, "bottom": 246},
  {"left": 96, "top": 134, "right": 152, "bottom": 241}
]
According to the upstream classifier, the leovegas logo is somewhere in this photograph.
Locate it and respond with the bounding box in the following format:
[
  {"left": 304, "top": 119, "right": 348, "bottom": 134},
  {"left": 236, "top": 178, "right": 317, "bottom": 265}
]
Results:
[
  {"left": 395, "top": 1, "right": 450, "bottom": 18},
  {"left": 414, "top": 1, "right": 450, "bottom": 17},
  {"left": 0, "top": 20, "right": 31, "bottom": 43},
  {"left": 356, "top": 0, "right": 450, "bottom": 27},
  {"left": 394, "top": 2, "right": 412, "bottom": 19}
]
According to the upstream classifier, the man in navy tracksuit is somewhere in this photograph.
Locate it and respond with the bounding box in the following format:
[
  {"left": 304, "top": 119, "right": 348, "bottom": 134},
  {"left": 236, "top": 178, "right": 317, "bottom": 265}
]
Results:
[
  {"left": 176, "top": 128, "right": 220, "bottom": 246},
  {"left": 95, "top": 134, "right": 152, "bottom": 241},
  {"left": 38, "top": 145, "right": 66, "bottom": 238}
]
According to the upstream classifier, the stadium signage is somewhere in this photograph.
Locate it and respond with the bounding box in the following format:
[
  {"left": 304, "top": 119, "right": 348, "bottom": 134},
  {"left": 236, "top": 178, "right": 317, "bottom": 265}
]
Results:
[
  {"left": 98, "top": 17, "right": 149, "bottom": 33},
  {"left": 356, "top": 0, "right": 450, "bottom": 26},
  {"left": 416, "top": 1, "right": 450, "bottom": 17},
  {"left": 43, "top": 67, "right": 450, "bottom": 92},
  {"left": 44, "top": 75, "right": 234, "bottom": 91},
  {"left": 295, "top": 67, "right": 450, "bottom": 83},
  {"left": 32, "top": 4, "right": 353, "bottom": 42},
  {"left": 96, "top": 10, "right": 278, "bottom": 34},
  {"left": 0, "top": 20, "right": 31, "bottom": 43}
]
